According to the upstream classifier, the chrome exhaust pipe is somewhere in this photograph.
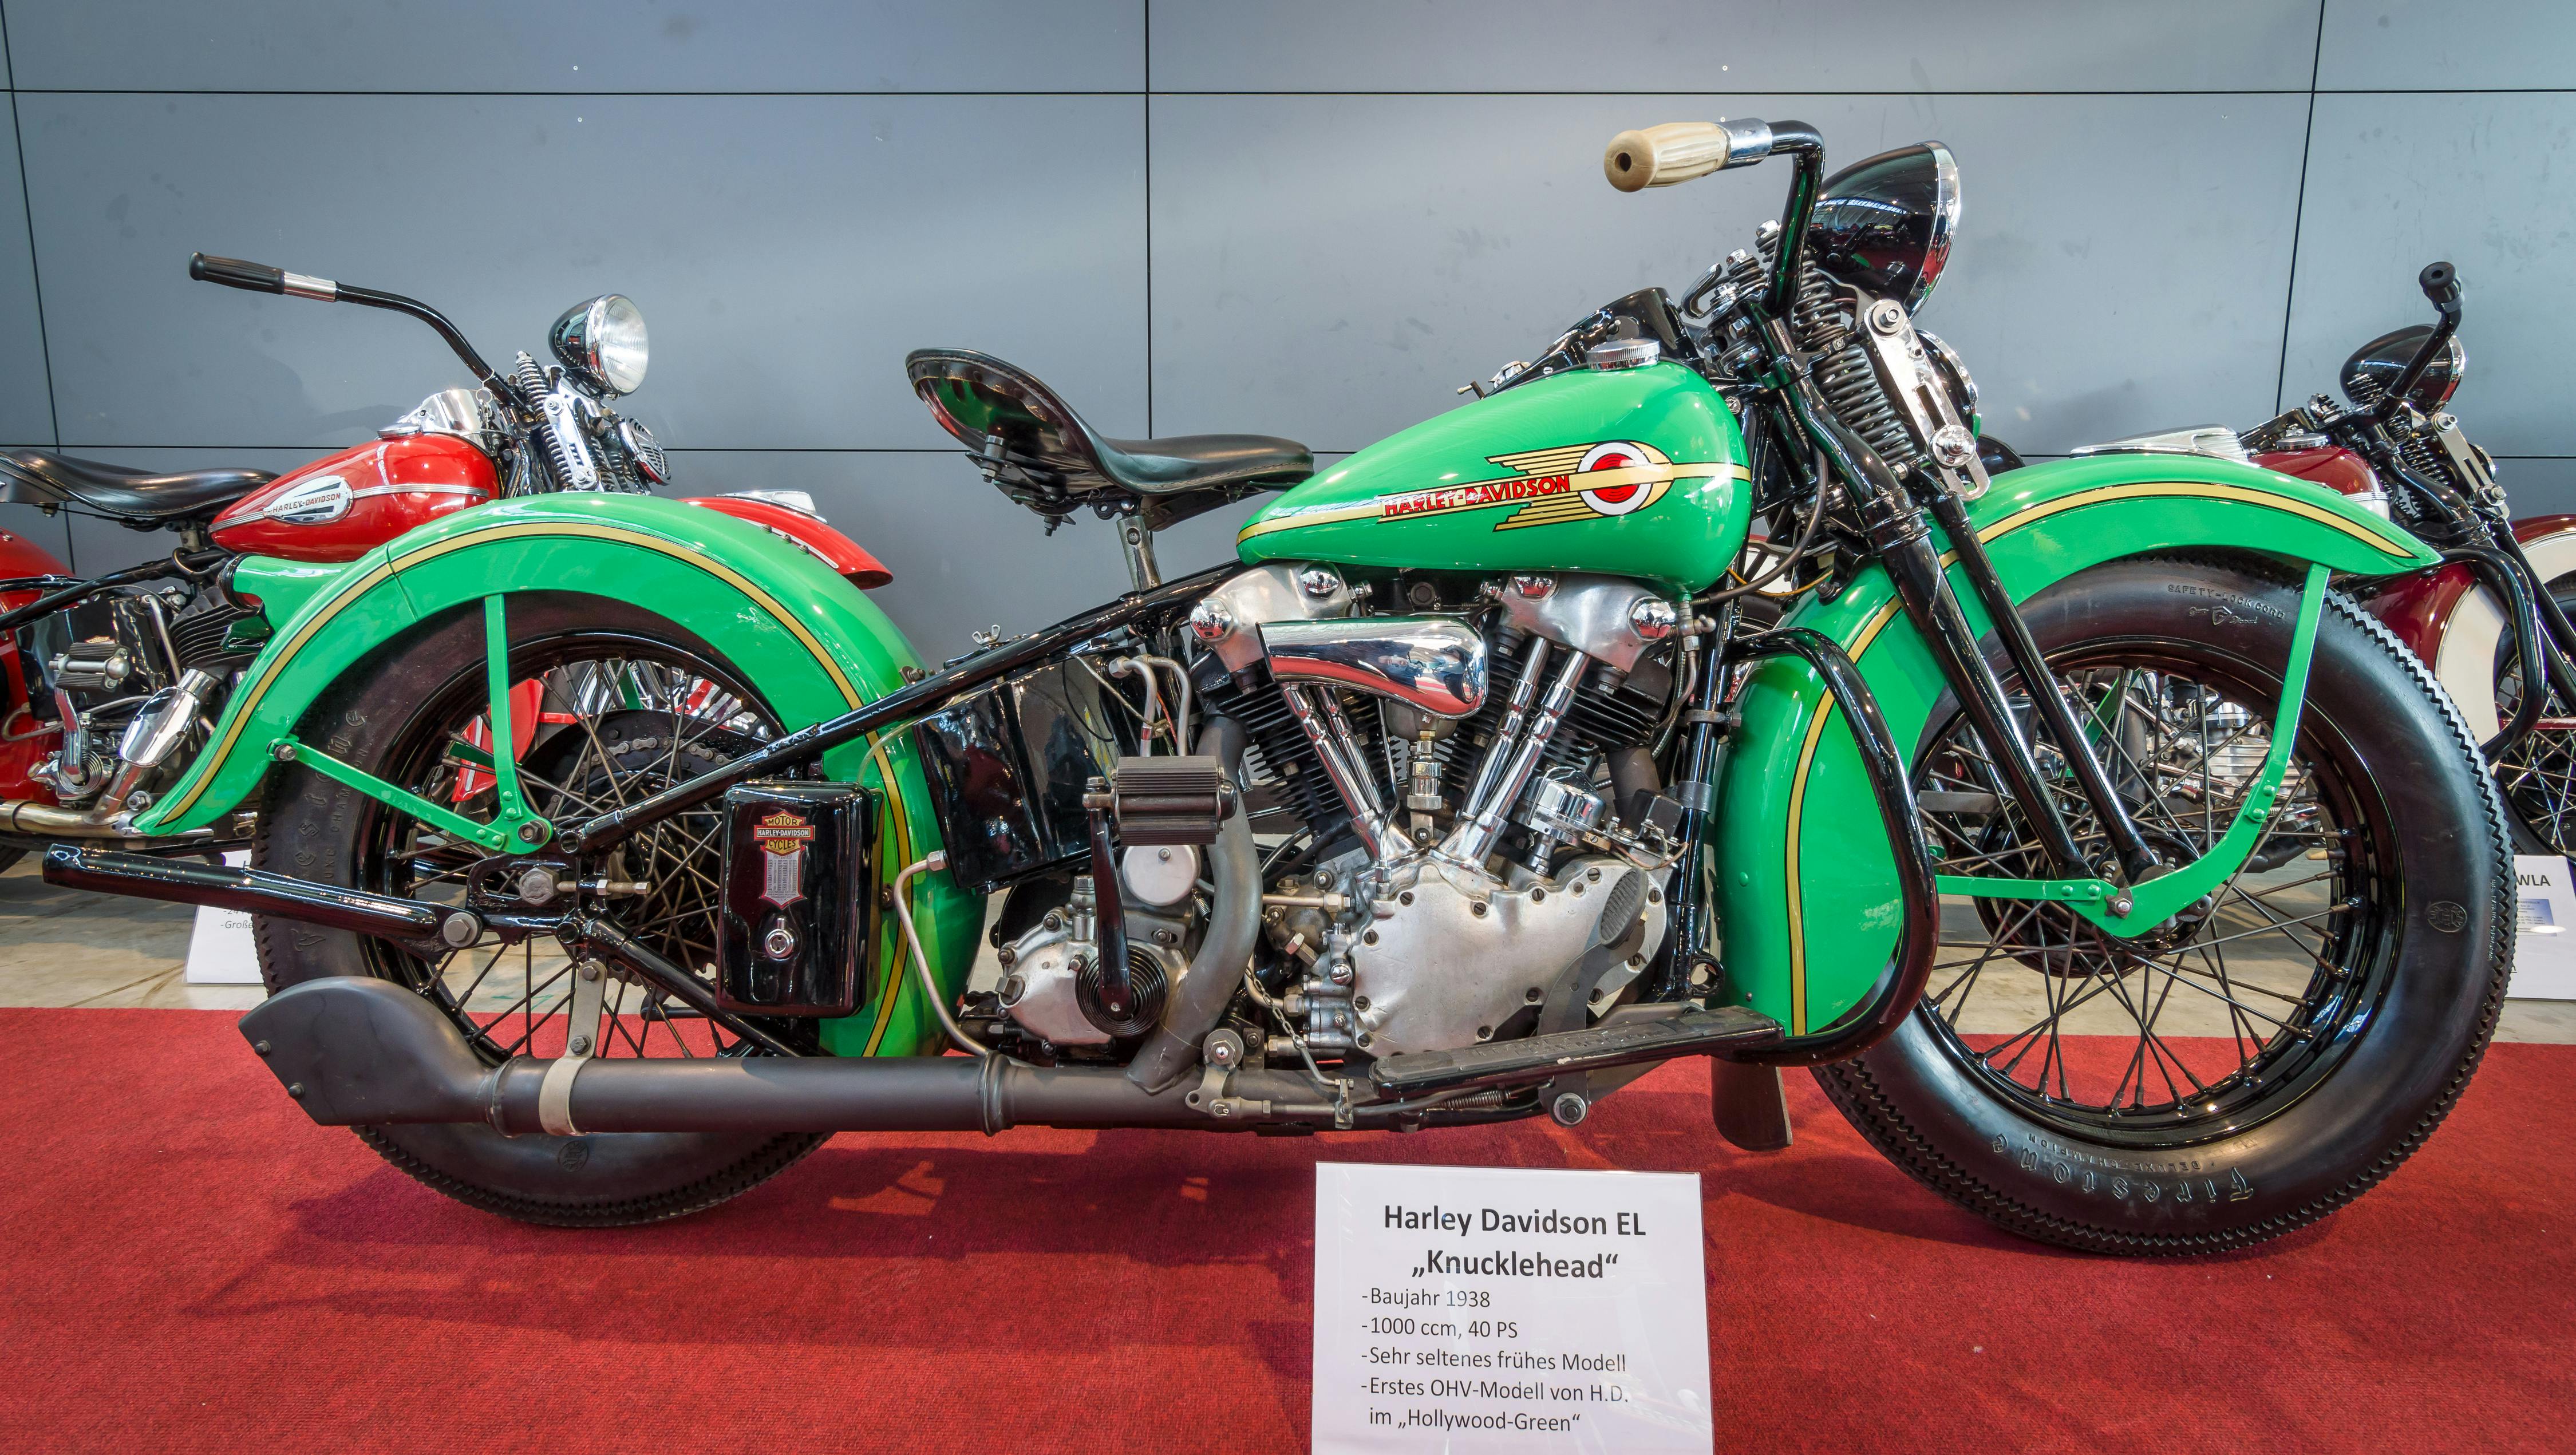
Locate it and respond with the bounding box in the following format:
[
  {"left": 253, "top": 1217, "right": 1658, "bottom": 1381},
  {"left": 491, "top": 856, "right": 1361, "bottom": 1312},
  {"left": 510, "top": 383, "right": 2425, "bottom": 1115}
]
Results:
[
  {"left": 42, "top": 843, "right": 451, "bottom": 940},
  {"left": 6, "top": 668, "right": 225, "bottom": 836}
]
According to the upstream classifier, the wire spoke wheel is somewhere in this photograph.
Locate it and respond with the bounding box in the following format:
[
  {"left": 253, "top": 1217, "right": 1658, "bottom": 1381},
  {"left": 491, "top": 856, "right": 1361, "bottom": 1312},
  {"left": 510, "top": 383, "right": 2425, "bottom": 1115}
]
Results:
[
  {"left": 1816, "top": 560, "right": 2504, "bottom": 1255},
  {"left": 2488, "top": 580, "right": 2576, "bottom": 853},
  {"left": 252, "top": 598, "right": 835, "bottom": 1225},
  {"left": 1915, "top": 650, "right": 2387, "bottom": 1143},
  {"left": 358, "top": 636, "right": 808, "bottom": 1061}
]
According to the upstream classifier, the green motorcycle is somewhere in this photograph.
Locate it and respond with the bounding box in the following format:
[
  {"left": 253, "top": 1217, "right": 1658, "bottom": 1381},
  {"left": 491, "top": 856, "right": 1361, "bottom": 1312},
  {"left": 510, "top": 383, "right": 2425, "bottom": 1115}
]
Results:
[{"left": 50, "top": 120, "right": 2508, "bottom": 1254}]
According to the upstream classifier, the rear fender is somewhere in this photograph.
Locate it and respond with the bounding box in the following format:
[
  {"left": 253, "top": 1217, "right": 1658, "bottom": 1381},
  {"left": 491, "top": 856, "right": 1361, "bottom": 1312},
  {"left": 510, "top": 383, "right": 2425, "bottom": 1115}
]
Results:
[
  {"left": 1714, "top": 454, "right": 2436, "bottom": 1036},
  {"left": 685, "top": 495, "right": 892, "bottom": 588},
  {"left": 135, "top": 493, "right": 977, "bottom": 1056}
]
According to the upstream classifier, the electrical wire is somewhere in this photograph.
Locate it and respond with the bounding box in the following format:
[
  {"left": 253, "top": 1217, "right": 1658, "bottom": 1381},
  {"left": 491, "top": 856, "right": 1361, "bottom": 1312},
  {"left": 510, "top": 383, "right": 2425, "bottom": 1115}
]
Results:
[{"left": 891, "top": 850, "right": 990, "bottom": 1057}]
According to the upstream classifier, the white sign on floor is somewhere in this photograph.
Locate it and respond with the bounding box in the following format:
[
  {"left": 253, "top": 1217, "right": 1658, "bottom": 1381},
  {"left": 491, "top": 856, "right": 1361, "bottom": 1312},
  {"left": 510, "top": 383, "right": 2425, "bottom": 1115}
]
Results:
[
  {"left": 2511, "top": 854, "right": 2576, "bottom": 1001},
  {"left": 183, "top": 851, "right": 262, "bottom": 985},
  {"left": 1311, "top": 1161, "right": 1711, "bottom": 1454}
]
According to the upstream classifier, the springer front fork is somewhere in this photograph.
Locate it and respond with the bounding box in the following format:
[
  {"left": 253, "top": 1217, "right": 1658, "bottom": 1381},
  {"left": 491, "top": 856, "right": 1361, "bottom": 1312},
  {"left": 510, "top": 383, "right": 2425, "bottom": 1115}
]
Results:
[{"left": 1882, "top": 501, "right": 2329, "bottom": 936}]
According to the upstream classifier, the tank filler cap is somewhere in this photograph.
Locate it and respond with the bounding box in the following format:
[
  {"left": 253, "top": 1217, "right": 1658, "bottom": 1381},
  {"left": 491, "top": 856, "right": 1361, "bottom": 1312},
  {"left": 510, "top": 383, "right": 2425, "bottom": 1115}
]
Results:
[{"left": 1585, "top": 338, "right": 1661, "bottom": 371}]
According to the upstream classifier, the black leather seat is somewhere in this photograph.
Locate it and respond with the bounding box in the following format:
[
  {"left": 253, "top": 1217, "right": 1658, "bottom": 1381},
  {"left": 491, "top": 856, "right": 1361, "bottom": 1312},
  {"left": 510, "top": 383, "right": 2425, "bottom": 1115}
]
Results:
[
  {"left": 906, "top": 349, "right": 1311, "bottom": 530},
  {"left": 0, "top": 450, "right": 275, "bottom": 525}
]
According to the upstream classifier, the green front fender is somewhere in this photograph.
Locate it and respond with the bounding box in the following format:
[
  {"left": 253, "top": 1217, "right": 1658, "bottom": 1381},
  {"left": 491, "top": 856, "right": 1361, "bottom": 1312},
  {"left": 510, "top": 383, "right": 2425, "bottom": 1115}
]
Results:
[
  {"left": 1711, "top": 454, "right": 2436, "bottom": 1036},
  {"left": 136, "top": 493, "right": 981, "bottom": 1058}
]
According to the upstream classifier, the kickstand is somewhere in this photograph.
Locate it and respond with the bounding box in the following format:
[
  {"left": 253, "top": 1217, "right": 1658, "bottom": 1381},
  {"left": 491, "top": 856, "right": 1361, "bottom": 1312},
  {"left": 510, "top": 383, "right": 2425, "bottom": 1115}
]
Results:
[{"left": 1710, "top": 1058, "right": 1792, "bottom": 1152}]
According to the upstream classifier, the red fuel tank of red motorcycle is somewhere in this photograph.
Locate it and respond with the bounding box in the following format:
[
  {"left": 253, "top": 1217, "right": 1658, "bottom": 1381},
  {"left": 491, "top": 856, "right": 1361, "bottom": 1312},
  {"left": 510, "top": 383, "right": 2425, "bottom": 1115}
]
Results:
[
  {"left": 211, "top": 434, "right": 499, "bottom": 562},
  {"left": 2254, "top": 445, "right": 2378, "bottom": 498}
]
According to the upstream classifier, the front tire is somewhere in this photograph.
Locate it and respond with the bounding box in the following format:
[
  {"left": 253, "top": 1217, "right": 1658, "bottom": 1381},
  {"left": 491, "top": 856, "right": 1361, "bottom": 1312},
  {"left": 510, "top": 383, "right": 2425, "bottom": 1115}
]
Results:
[{"left": 1815, "top": 557, "right": 2511, "bottom": 1254}]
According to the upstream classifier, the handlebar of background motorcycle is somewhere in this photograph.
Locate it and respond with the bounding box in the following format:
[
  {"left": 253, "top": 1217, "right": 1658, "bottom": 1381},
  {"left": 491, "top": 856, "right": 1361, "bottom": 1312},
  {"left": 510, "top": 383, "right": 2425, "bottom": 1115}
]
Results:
[
  {"left": 2369, "top": 259, "right": 2464, "bottom": 424},
  {"left": 187, "top": 251, "right": 519, "bottom": 403}
]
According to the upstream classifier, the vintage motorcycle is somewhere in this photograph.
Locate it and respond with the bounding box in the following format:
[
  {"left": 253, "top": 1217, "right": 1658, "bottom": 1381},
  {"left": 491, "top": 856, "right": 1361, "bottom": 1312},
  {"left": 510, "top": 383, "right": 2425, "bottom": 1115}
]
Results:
[
  {"left": 2237, "top": 264, "right": 2576, "bottom": 855},
  {"left": 45, "top": 121, "right": 2508, "bottom": 1255},
  {"left": 0, "top": 256, "right": 888, "bottom": 872}
]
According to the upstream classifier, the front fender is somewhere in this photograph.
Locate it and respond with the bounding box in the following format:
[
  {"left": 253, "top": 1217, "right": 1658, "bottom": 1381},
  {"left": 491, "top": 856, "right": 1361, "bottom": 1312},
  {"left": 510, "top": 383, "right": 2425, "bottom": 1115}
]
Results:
[
  {"left": 138, "top": 493, "right": 979, "bottom": 1057},
  {"left": 1713, "top": 454, "right": 2435, "bottom": 1037}
]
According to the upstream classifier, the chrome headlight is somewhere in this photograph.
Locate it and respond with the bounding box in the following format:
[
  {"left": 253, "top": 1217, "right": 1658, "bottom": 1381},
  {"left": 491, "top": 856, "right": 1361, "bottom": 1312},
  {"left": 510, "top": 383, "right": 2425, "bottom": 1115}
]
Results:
[{"left": 549, "top": 294, "right": 649, "bottom": 396}]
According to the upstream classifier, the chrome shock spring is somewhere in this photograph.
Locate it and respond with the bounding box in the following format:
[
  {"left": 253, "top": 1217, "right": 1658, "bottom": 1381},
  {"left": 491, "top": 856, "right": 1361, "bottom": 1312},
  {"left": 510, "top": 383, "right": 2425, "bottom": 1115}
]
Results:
[
  {"left": 513, "top": 353, "right": 610, "bottom": 493},
  {"left": 1789, "top": 262, "right": 1923, "bottom": 473}
]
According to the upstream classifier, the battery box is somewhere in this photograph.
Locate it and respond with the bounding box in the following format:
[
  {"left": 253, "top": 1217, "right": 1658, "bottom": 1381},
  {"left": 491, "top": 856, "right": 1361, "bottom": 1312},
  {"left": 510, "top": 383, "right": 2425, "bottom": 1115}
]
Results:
[{"left": 714, "top": 781, "right": 875, "bottom": 1018}]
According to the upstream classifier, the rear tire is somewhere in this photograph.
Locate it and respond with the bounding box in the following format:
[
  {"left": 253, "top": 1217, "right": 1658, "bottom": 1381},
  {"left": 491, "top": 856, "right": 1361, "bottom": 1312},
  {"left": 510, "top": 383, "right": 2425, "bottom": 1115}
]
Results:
[
  {"left": 1815, "top": 557, "right": 2511, "bottom": 1254},
  {"left": 253, "top": 595, "right": 826, "bottom": 1227}
]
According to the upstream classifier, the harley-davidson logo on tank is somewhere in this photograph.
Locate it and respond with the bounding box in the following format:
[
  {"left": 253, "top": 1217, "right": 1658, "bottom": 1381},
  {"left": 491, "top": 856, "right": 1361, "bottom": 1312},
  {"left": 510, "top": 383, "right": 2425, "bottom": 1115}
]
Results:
[{"left": 1251, "top": 440, "right": 1724, "bottom": 538}]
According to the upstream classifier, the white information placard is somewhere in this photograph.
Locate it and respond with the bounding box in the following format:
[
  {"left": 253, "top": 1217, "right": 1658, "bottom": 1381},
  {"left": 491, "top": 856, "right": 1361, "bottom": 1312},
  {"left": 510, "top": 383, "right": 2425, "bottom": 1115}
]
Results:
[
  {"left": 1312, "top": 1161, "right": 1711, "bottom": 1453},
  {"left": 183, "top": 851, "right": 263, "bottom": 985},
  {"left": 2511, "top": 853, "right": 2576, "bottom": 1000}
]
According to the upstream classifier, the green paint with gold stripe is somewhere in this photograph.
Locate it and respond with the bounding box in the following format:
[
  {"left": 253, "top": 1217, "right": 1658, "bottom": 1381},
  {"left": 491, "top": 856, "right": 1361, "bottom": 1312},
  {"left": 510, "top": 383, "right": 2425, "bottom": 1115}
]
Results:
[
  {"left": 1708, "top": 454, "right": 2436, "bottom": 1036},
  {"left": 136, "top": 493, "right": 981, "bottom": 1058}
]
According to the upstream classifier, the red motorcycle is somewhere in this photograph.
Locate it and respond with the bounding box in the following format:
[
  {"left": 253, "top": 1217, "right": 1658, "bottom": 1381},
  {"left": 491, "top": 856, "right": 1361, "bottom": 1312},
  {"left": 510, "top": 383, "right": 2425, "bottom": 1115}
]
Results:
[
  {"left": 0, "top": 254, "right": 889, "bottom": 868},
  {"left": 2245, "top": 262, "right": 2576, "bottom": 855},
  {"left": 2070, "top": 261, "right": 2576, "bottom": 852}
]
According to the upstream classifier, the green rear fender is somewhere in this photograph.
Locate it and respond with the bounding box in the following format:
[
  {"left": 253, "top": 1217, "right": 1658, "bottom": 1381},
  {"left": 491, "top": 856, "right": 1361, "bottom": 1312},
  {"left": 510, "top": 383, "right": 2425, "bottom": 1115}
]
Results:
[
  {"left": 138, "top": 493, "right": 981, "bottom": 1058},
  {"left": 1713, "top": 454, "right": 2437, "bottom": 1037}
]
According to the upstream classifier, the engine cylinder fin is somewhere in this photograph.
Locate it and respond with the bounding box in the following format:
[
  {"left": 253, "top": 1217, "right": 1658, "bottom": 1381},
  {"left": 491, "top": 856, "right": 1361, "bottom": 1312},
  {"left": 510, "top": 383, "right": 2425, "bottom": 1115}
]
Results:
[{"left": 1202, "top": 671, "right": 1358, "bottom": 853}]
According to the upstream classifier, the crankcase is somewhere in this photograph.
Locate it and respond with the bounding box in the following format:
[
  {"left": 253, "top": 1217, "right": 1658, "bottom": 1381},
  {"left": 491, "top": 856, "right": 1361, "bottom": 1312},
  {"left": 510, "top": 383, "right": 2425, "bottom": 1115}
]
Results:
[{"left": 1349, "top": 853, "right": 1666, "bottom": 1058}]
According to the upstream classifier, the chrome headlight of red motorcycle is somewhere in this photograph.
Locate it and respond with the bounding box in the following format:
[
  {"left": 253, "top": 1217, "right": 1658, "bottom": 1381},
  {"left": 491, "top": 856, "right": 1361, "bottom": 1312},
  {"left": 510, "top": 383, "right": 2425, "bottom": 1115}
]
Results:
[{"left": 549, "top": 293, "right": 650, "bottom": 397}]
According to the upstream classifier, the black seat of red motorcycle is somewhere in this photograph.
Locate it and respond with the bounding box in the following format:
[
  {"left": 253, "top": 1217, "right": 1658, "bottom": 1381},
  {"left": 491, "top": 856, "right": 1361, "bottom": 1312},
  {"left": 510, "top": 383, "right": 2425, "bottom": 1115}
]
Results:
[
  {"left": 905, "top": 347, "right": 1310, "bottom": 526},
  {"left": 0, "top": 450, "right": 274, "bottom": 524}
]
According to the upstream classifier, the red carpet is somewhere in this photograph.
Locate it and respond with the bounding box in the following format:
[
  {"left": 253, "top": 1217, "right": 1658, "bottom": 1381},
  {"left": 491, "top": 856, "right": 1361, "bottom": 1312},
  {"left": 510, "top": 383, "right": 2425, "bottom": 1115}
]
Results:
[{"left": 1, "top": 1009, "right": 2569, "bottom": 1453}]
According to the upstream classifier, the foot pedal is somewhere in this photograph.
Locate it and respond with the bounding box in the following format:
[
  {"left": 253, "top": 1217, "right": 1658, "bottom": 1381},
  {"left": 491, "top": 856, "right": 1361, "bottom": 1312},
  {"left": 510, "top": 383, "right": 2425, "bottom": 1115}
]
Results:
[
  {"left": 1369, "top": 1005, "right": 1782, "bottom": 1096},
  {"left": 1710, "top": 1059, "right": 1792, "bottom": 1151}
]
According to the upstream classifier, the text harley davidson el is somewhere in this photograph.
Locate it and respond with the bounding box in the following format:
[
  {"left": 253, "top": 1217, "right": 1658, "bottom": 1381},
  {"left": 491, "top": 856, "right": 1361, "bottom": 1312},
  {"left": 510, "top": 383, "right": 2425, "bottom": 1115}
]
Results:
[{"left": 48, "top": 122, "right": 2508, "bottom": 1254}]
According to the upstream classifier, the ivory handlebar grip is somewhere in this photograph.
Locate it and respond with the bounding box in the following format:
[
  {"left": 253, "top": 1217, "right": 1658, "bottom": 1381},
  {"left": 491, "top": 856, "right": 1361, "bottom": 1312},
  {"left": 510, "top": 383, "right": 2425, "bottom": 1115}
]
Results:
[{"left": 1602, "top": 120, "right": 1774, "bottom": 191}]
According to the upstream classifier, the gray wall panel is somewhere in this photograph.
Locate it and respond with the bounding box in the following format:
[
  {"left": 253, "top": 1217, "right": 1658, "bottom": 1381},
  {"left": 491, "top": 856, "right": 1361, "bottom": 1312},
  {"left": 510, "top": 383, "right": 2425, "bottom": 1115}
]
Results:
[
  {"left": 2491, "top": 457, "right": 2576, "bottom": 519},
  {"left": 1150, "top": 92, "right": 2308, "bottom": 457},
  {"left": 2, "top": 5, "right": 2571, "bottom": 660},
  {"left": 0, "top": 104, "right": 50, "bottom": 444},
  {"left": 2, "top": 1, "right": 1141, "bottom": 93},
  {"left": 1151, "top": 1, "right": 2319, "bottom": 93},
  {"left": 18, "top": 93, "right": 1145, "bottom": 452},
  {"left": 2282, "top": 91, "right": 2576, "bottom": 458},
  {"left": 2318, "top": 1, "right": 2576, "bottom": 90}
]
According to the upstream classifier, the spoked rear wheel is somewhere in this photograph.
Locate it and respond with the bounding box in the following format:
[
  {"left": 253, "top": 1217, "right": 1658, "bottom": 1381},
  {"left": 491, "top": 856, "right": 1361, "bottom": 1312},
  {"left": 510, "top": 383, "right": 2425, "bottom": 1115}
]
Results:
[
  {"left": 254, "top": 595, "right": 826, "bottom": 1225},
  {"left": 1815, "top": 558, "right": 2511, "bottom": 1254}
]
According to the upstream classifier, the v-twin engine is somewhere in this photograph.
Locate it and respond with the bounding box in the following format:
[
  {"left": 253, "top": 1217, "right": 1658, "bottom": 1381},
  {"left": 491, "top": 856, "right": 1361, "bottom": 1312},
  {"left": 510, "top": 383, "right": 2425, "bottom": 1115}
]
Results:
[{"left": 1190, "top": 562, "right": 1688, "bottom": 1059}]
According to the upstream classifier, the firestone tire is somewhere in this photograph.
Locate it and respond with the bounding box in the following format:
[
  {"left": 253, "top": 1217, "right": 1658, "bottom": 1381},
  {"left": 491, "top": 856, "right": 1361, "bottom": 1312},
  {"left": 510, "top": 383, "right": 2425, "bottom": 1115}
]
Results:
[
  {"left": 1814, "top": 556, "right": 2512, "bottom": 1255},
  {"left": 251, "top": 595, "right": 827, "bottom": 1227}
]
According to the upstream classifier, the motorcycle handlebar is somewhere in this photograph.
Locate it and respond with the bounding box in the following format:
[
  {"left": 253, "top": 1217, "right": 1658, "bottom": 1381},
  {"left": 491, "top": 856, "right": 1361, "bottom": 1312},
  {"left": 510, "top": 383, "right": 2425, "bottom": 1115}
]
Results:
[
  {"left": 1603, "top": 120, "right": 1777, "bottom": 192},
  {"left": 188, "top": 252, "right": 338, "bottom": 301},
  {"left": 2369, "top": 258, "right": 2464, "bottom": 424}
]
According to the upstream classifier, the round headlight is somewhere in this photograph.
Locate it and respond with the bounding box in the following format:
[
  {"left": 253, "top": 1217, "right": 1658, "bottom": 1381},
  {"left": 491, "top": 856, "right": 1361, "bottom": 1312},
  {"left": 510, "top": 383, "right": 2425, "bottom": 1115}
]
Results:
[{"left": 549, "top": 294, "right": 649, "bottom": 396}]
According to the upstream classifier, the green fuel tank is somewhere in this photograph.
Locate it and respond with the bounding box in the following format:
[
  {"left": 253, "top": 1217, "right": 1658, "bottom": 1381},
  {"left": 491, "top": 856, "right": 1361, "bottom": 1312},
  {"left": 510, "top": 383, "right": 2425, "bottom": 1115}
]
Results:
[{"left": 1235, "top": 361, "right": 1751, "bottom": 593}]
